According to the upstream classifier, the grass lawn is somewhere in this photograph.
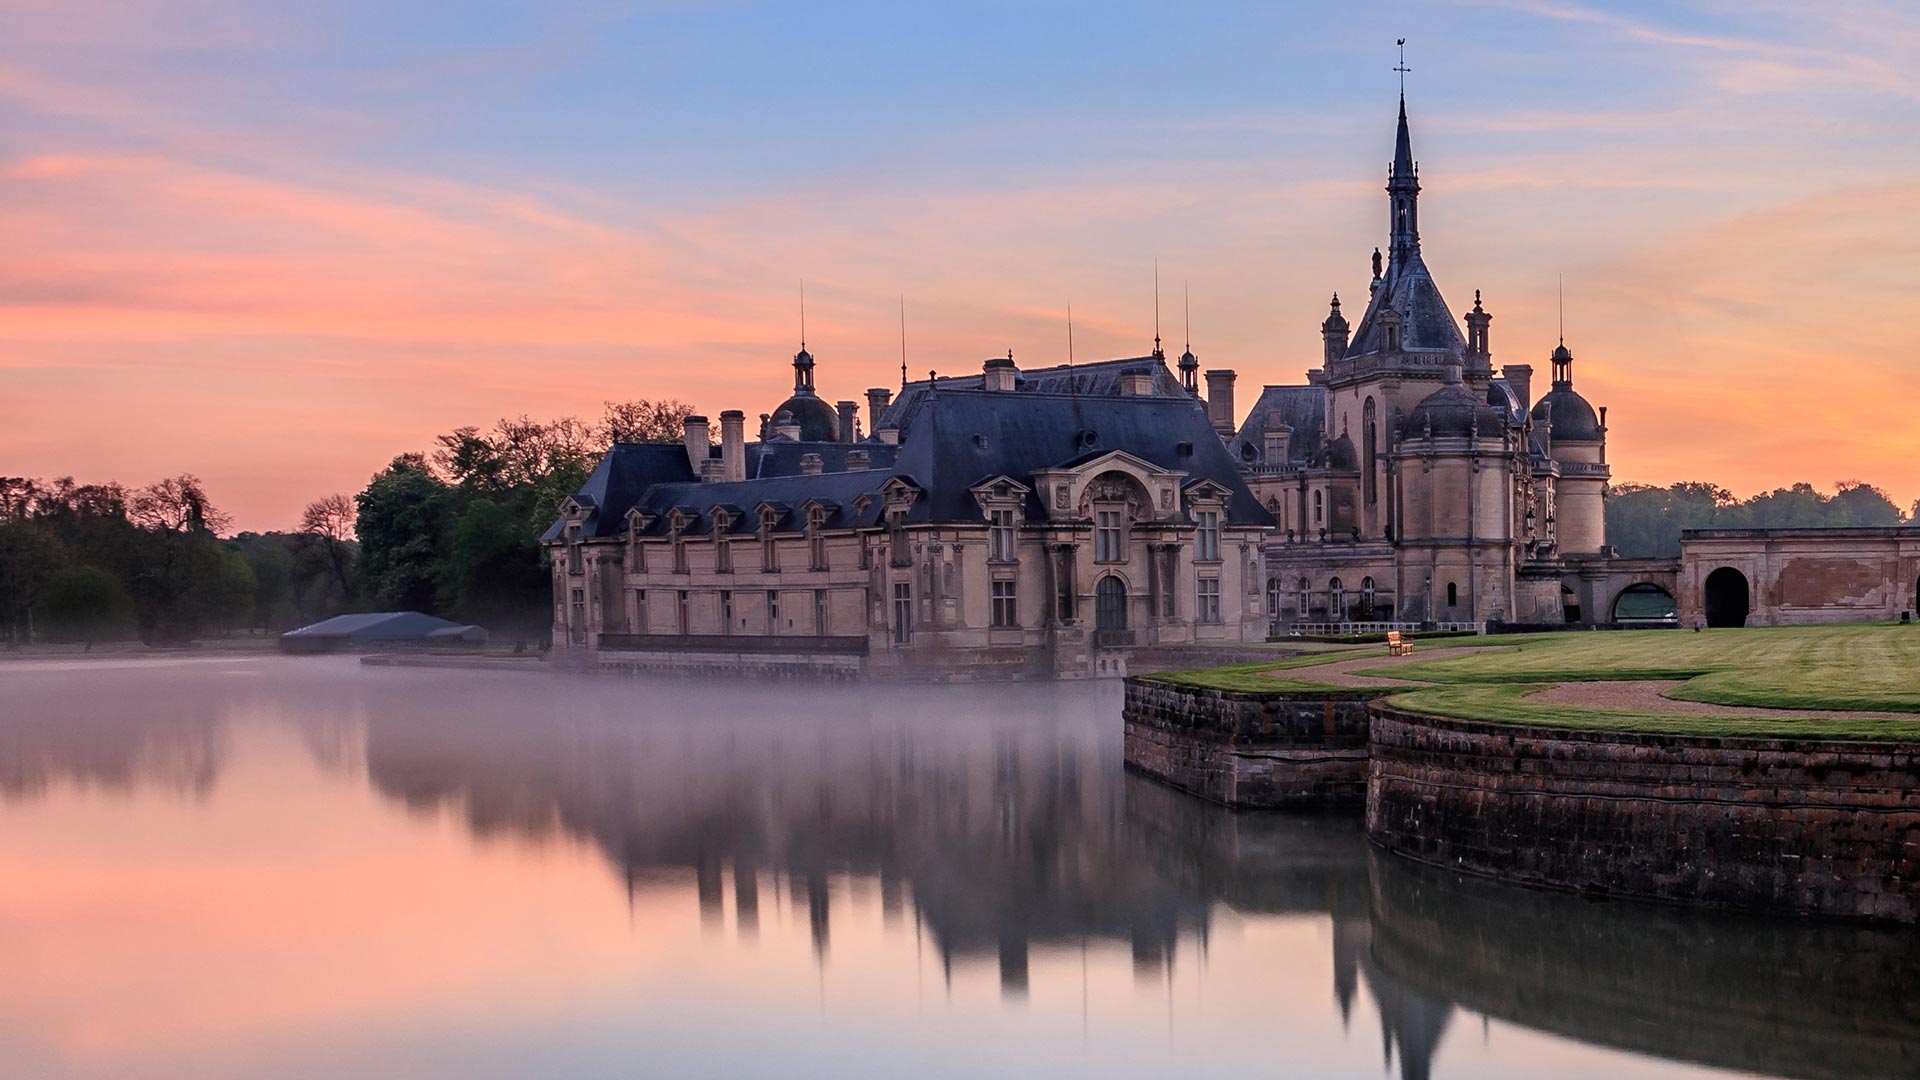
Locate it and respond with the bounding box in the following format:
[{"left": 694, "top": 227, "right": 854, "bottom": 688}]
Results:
[
  {"left": 1142, "top": 623, "right": 1920, "bottom": 739},
  {"left": 1141, "top": 647, "right": 1383, "bottom": 693}
]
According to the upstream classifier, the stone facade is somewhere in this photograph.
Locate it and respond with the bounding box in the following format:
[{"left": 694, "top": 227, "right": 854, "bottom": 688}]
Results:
[
  {"left": 1366, "top": 705, "right": 1920, "bottom": 922},
  {"left": 1679, "top": 527, "right": 1920, "bottom": 628}
]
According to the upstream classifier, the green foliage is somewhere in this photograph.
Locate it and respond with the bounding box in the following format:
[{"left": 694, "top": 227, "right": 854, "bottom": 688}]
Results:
[
  {"left": 1140, "top": 648, "right": 1382, "bottom": 694},
  {"left": 0, "top": 520, "right": 66, "bottom": 645},
  {"left": 438, "top": 497, "right": 550, "bottom": 626},
  {"left": 1608, "top": 480, "right": 1907, "bottom": 557},
  {"left": 355, "top": 455, "right": 454, "bottom": 612},
  {"left": 1383, "top": 682, "right": 1920, "bottom": 741},
  {"left": 40, "top": 565, "right": 133, "bottom": 643}
]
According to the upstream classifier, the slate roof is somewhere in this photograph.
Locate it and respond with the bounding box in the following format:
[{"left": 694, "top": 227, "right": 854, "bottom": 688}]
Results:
[
  {"left": 630, "top": 470, "right": 889, "bottom": 536},
  {"left": 878, "top": 355, "right": 1189, "bottom": 429},
  {"left": 1345, "top": 251, "right": 1468, "bottom": 359},
  {"left": 745, "top": 440, "right": 900, "bottom": 479},
  {"left": 1226, "top": 385, "right": 1327, "bottom": 468},
  {"left": 282, "top": 612, "right": 465, "bottom": 641},
  {"left": 888, "top": 388, "right": 1271, "bottom": 525},
  {"left": 540, "top": 442, "right": 697, "bottom": 541},
  {"left": 770, "top": 391, "right": 841, "bottom": 442}
]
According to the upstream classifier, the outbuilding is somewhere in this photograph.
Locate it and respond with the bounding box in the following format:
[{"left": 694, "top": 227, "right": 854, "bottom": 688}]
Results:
[{"left": 280, "top": 612, "right": 487, "bottom": 654}]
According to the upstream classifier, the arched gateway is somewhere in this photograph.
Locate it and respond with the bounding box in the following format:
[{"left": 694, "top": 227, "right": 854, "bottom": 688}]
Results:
[{"left": 1704, "top": 567, "right": 1750, "bottom": 628}]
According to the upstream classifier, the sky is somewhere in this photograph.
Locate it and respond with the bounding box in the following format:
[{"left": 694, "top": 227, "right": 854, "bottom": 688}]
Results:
[{"left": 3, "top": 0, "right": 1918, "bottom": 532}]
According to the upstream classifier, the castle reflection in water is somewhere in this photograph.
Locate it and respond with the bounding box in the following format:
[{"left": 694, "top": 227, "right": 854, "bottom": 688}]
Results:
[{"left": 3, "top": 660, "right": 1917, "bottom": 1080}]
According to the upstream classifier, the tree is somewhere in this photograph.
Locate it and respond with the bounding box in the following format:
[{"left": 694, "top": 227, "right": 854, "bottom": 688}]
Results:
[
  {"left": 122, "top": 475, "right": 238, "bottom": 643},
  {"left": 438, "top": 497, "right": 550, "bottom": 629},
  {"left": 40, "top": 565, "right": 132, "bottom": 646},
  {"left": 355, "top": 455, "right": 454, "bottom": 612},
  {"left": 0, "top": 521, "right": 65, "bottom": 645},
  {"left": 601, "top": 398, "right": 695, "bottom": 444},
  {"left": 297, "top": 494, "right": 359, "bottom": 606},
  {"left": 1829, "top": 481, "right": 1903, "bottom": 527},
  {"left": 129, "top": 475, "right": 232, "bottom": 535}
]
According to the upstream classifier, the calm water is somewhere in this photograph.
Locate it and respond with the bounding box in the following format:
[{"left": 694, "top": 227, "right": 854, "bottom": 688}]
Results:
[{"left": 1, "top": 657, "right": 1915, "bottom": 1079}]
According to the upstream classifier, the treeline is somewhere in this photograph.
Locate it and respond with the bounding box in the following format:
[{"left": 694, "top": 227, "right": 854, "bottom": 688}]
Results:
[
  {"left": 1607, "top": 481, "right": 1915, "bottom": 557},
  {"left": 0, "top": 400, "right": 692, "bottom": 648}
]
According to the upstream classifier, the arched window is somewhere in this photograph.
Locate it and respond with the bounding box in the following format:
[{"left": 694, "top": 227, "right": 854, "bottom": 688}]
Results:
[
  {"left": 1298, "top": 576, "right": 1311, "bottom": 616},
  {"left": 1330, "top": 577, "right": 1345, "bottom": 620},
  {"left": 1363, "top": 398, "right": 1378, "bottom": 506},
  {"left": 1446, "top": 581, "right": 1458, "bottom": 608},
  {"left": 1361, "top": 576, "right": 1376, "bottom": 618},
  {"left": 1266, "top": 577, "right": 1284, "bottom": 617}
]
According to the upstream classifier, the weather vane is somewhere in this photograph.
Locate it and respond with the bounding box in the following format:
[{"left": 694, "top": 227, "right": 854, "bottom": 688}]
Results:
[{"left": 1394, "top": 38, "right": 1411, "bottom": 95}]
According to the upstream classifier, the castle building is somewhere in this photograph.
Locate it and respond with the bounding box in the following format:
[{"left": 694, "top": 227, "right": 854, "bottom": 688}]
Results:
[
  {"left": 544, "top": 346, "right": 1273, "bottom": 679},
  {"left": 1230, "top": 93, "right": 1638, "bottom": 630}
]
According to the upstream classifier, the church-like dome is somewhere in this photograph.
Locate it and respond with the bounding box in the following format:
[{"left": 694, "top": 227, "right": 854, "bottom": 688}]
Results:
[
  {"left": 771, "top": 393, "right": 840, "bottom": 441},
  {"left": 1530, "top": 388, "right": 1602, "bottom": 441},
  {"left": 1402, "top": 370, "right": 1506, "bottom": 440},
  {"left": 1321, "top": 433, "right": 1360, "bottom": 471}
]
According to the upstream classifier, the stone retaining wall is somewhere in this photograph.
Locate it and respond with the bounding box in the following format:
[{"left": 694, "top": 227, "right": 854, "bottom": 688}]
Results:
[
  {"left": 1365, "top": 706, "right": 1920, "bottom": 922},
  {"left": 1122, "top": 679, "right": 1384, "bottom": 807}
]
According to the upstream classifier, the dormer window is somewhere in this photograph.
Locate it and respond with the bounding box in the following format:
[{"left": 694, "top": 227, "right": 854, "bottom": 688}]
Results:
[
  {"left": 988, "top": 509, "right": 1017, "bottom": 561},
  {"left": 565, "top": 525, "right": 583, "bottom": 576}
]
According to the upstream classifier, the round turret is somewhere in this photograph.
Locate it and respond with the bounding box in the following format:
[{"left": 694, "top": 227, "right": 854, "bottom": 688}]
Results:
[{"left": 1401, "top": 367, "right": 1506, "bottom": 440}]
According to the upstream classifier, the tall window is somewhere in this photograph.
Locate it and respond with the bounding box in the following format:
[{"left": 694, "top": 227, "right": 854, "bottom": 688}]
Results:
[
  {"left": 677, "top": 589, "right": 689, "bottom": 633},
  {"left": 1195, "top": 510, "right": 1220, "bottom": 562},
  {"left": 889, "top": 512, "right": 911, "bottom": 567},
  {"left": 989, "top": 508, "right": 1017, "bottom": 562},
  {"left": 1095, "top": 510, "right": 1124, "bottom": 562},
  {"left": 1361, "top": 576, "right": 1376, "bottom": 618},
  {"left": 892, "top": 583, "right": 913, "bottom": 644},
  {"left": 815, "top": 588, "right": 829, "bottom": 635},
  {"left": 569, "top": 587, "right": 586, "bottom": 625},
  {"left": 1313, "top": 490, "right": 1324, "bottom": 526},
  {"left": 636, "top": 591, "right": 648, "bottom": 633},
  {"left": 991, "top": 580, "right": 1018, "bottom": 628},
  {"left": 1266, "top": 578, "right": 1283, "bottom": 617},
  {"left": 1363, "top": 398, "right": 1378, "bottom": 506},
  {"left": 761, "top": 520, "right": 779, "bottom": 572},
  {"left": 673, "top": 530, "right": 689, "bottom": 574},
  {"left": 1298, "top": 577, "right": 1311, "bottom": 616},
  {"left": 567, "top": 542, "right": 583, "bottom": 576},
  {"left": 719, "top": 590, "right": 733, "bottom": 635},
  {"left": 1197, "top": 577, "right": 1221, "bottom": 624},
  {"left": 1447, "top": 581, "right": 1459, "bottom": 608},
  {"left": 808, "top": 508, "right": 828, "bottom": 570},
  {"left": 767, "top": 590, "right": 780, "bottom": 634},
  {"left": 629, "top": 537, "right": 647, "bottom": 574},
  {"left": 715, "top": 534, "right": 732, "bottom": 574},
  {"left": 1330, "top": 577, "right": 1345, "bottom": 620}
]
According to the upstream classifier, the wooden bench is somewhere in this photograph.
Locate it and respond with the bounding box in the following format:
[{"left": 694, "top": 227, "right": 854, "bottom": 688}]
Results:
[{"left": 1386, "top": 630, "right": 1415, "bottom": 657}]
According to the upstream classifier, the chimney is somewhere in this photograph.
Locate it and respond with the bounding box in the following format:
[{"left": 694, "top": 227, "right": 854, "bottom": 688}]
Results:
[
  {"left": 1502, "top": 364, "right": 1533, "bottom": 412},
  {"left": 875, "top": 426, "right": 901, "bottom": 445},
  {"left": 719, "top": 410, "right": 746, "bottom": 482},
  {"left": 865, "top": 387, "right": 892, "bottom": 429},
  {"left": 700, "top": 459, "right": 723, "bottom": 482},
  {"left": 1263, "top": 417, "right": 1293, "bottom": 465},
  {"left": 800, "top": 452, "right": 823, "bottom": 476},
  {"left": 773, "top": 411, "right": 801, "bottom": 441},
  {"left": 982, "top": 355, "right": 1017, "bottom": 392},
  {"left": 683, "top": 415, "right": 710, "bottom": 477},
  {"left": 847, "top": 449, "right": 870, "bottom": 471},
  {"left": 836, "top": 400, "right": 859, "bottom": 443},
  {"left": 1120, "top": 368, "right": 1154, "bottom": 396},
  {"left": 1204, "top": 369, "right": 1237, "bottom": 436}
]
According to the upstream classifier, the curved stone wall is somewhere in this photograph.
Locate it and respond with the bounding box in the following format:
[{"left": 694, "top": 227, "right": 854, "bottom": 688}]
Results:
[
  {"left": 1366, "top": 705, "right": 1920, "bottom": 922},
  {"left": 1122, "top": 679, "right": 1384, "bottom": 807}
]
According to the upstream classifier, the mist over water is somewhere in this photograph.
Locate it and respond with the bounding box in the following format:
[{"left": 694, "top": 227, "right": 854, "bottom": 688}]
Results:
[{"left": 0, "top": 657, "right": 1914, "bottom": 1079}]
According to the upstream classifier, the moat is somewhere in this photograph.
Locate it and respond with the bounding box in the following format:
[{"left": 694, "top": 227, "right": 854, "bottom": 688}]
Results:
[{"left": 3, "top": 656, "right": 1915, "bottom": 1079}]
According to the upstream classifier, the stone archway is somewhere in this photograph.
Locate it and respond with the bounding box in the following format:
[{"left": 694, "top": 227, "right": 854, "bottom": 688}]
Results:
[
  {"left": 1704, "top": 567, "right": 1750, "bottom": 628},
  {"left": 1612, "top": 582, "right": 1678, "bottom": 624},
  {"left": 1095, "top": 575, "right": 1128, "bottom": 632}
]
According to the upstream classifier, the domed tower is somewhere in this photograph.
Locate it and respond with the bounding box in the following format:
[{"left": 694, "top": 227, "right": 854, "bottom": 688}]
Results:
[
  {"left": 1393, "top": 364, "right": 1520, "bottom": 623},
  {"left": 1529, "top": 341, "right": 1608, "bottom": 554},
  {"left": 771, "top": 344, "right": 841, "bottom": 442}
]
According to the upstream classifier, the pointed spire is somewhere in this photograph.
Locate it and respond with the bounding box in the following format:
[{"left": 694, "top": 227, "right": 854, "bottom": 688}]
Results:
[{"left": 1394, "top": 93, "right": 1415, "bottom": 179}]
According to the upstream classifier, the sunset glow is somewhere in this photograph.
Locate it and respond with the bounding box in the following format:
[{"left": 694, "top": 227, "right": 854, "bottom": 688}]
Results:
[{"left": 4, "top": 1, "right": 1918, "bottom": 530}]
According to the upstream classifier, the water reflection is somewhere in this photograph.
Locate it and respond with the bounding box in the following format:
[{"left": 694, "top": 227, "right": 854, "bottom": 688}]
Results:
[{"left": 0, "top": 658, "right": 1914, "bottom": 1079}]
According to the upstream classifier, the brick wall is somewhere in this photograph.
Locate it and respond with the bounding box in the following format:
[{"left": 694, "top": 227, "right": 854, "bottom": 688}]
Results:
[
  {"left": 1122, "top": 679, "right": 1384, "bottom": 807},
  {"left": 1366, "top": 706, "right": 1920, "bottom": 922}
]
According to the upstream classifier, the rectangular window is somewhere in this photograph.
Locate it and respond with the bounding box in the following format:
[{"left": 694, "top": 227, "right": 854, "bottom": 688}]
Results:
[
  {"left": 637, "top": 590, "right": 649, "bottom": 633},
  {"left": 762, "top": 532, "right": 779, "bottom": 572},
  {"left": 715, "top": 537, "right": 732, "bottom": 574},
  {"left": 1198, "top": 577, "right": 1221, "bottom": 624},
  {"left": 1055, "top": 550, "right": 1074, "bottom": 621},
  {"left": 989, "top": 509, "right": 1016, "bottom": 562},
  {"left": 809, "top": 530, "right": 828, "bottom": 571},
  {"left": 673, "top": 538, "right": 688, "bottom": 574},
  {"left": 815, "top": 588, "right": 829, "bottom": 636},
  {"left": 1160, "top": 551, "right": 1176, "bottom": 618},
  {"left": 629, "top": 539, "right": 646, "bottom": 574},
  {"left": 567, "top": 542, "right": 583, "bottom": 576},
  {"left": 677, "top": 589, "right": 690, "bottom": 634},
  {"left": 720, "top": 590, "right": 733, "bottom": 635},
  {"left": 1195, "top": 510, "right": 1220, "bottom": 562},
  {"left": 890, "top": 515, "right": 911, "bottom": 567},
  {"left": 1095, "top": 510, "right": 1123, "bottom": 563},
  {"left": 892, "top": 582, "right": 913, "bottom": 645},
  {"left": 991, "top": 580, "right": 1018, "bottom": 628},
  {"left": 767, "top": 590, "right": 780, "bottom": 634}
]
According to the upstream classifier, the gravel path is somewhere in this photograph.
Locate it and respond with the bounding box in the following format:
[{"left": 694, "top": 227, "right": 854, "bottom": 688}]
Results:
[{"left": 1527, "top": 680, "right": 1920, "bottom": 721}]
